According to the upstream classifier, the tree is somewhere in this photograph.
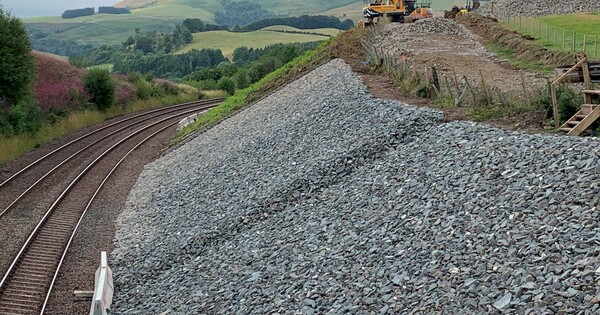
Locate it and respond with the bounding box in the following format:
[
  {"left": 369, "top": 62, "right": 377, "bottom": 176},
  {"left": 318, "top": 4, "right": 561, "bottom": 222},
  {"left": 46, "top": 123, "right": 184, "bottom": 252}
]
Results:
[
  {"left": 0, "top": 6, "right": 36, "bottom": 109},
  {"left": 84, "top": 68, "right": 115, "bottom": 110},
  {"left": 218, "top": 77, "right": 236, "bottom": 95}
]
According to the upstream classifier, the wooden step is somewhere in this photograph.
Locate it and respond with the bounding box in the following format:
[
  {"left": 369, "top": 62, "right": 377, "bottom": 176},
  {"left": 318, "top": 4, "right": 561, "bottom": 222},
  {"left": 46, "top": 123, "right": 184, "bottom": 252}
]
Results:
[
  {"left": 582, "top": 89, "right": 600, "bottom": 95},
  {"left": 559, "top": 103, "right": 600, "bottom": 136}
]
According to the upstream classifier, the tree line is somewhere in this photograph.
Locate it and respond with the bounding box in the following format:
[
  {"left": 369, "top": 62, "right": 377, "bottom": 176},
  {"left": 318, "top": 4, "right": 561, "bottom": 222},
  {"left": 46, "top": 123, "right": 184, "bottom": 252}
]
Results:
[{"left": 61, "top": 6, "right": 131, "bottom": 19}]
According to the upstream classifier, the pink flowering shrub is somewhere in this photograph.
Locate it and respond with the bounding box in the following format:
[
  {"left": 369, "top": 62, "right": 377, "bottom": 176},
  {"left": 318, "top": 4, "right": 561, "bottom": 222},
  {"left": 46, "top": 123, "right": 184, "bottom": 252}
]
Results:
[
  {"left": 33, "top": 52, "right": 88, "bottom": 112},
  {"left": 115, "top": 80, "right": 136, "bottom": 105}
]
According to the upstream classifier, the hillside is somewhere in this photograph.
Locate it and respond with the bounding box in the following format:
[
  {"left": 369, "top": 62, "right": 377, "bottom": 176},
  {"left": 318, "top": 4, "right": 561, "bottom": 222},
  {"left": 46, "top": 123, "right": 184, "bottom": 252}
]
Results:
[{"left": 26, "top": 0, "right": 465, "bottom": 56}]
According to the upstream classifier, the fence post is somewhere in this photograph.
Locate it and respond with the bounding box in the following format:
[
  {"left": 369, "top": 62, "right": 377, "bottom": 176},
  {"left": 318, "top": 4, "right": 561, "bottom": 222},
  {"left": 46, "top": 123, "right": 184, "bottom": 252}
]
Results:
[
  {"left": 562, "top": 29, "right": 566, "bottom": 49},
  {"left": 538, "top": 19, "right": 542, "bottom": 37},
  {"left": 595, "top": 35, "right": 598, "bottom": 58},
  {"left": 545, "top": 23, "right": 549, "bottom": 41},
  {"left": 519, "top": 16, "right": 522, "bottom": 29},
  {"left": 553, "top": 27, "right": 557, "bottom": 45},
  {"left": 573, "top": 32, "right": 577, "bottom": 52},
  {"left": 583, "top": 34, "right": 587, "bottom": 53}
]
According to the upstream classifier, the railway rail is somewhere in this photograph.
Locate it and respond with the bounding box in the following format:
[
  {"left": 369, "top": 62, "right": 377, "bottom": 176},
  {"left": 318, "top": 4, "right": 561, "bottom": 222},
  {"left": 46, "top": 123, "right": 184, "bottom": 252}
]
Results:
[{"left": 0, "top": 99, "right": 221, "bottom": 314}]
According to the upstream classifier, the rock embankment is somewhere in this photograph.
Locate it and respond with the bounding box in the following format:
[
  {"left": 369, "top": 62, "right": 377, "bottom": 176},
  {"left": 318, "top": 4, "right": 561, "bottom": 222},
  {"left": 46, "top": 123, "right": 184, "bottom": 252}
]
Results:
[
  {"left": 478, "top": 0, "right": 600, "bottom": 18},
  {"left": 112, "top": 59, "right": 600, "bottom": 314}
]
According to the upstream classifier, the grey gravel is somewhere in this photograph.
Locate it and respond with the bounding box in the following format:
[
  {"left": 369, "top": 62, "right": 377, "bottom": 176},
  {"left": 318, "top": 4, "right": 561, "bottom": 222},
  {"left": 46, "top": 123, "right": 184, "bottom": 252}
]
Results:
[
  {"left": 478, "top": 0, "right": 600, "bottom": 18},
  {"left": 112, "top": 58, "right": 600, "bottom": 314}
]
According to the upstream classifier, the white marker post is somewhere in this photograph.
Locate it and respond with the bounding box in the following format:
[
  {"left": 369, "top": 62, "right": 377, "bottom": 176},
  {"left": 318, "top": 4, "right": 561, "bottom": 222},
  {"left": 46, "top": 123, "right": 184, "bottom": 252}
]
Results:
[{"left": 90, "top": 251, "right": 113, "bottom": 315}]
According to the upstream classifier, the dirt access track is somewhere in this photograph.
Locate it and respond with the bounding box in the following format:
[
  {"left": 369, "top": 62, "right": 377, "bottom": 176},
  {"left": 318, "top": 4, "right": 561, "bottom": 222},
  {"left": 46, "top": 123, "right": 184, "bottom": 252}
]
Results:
[{"left": 372, "top": 17, "right": 551, "bottom": 95}]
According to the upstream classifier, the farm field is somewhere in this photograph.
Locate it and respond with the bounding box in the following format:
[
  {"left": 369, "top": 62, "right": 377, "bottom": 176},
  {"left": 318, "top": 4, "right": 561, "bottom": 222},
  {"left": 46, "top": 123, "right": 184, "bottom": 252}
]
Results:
[
  {"left": 176, "top": 29, "right": 329, "bottom": 58},
  {"left": 505, "top": 12, "right": 600, "bottom": 57},
  {"left": 260, "top": 25, "right": 342, "bottom": 36}
]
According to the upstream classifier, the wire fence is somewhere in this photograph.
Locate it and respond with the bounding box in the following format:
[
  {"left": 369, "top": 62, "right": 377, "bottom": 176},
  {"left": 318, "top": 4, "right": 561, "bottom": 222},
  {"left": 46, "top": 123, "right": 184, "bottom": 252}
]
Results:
[{"left": 504, "top": 16, "right": 599, "bottom": 58}]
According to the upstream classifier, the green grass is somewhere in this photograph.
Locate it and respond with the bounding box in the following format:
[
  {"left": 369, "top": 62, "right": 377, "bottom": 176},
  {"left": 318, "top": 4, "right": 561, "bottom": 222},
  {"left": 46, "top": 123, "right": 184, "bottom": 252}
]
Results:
[
  {"left": 176, "top": 30, "right": 328, "bottom": 58},
  {"left": 487, "top": 42, "right": 554, "bottom": 73},
  {"left": 173, "top": 38, "right": 333, "bottom": 143},
  {"left": 0, "top": 93, "right": 198, "bottom": 164},
  {"left": 504, "top": 13, "right": 600, "bottom": 57}
]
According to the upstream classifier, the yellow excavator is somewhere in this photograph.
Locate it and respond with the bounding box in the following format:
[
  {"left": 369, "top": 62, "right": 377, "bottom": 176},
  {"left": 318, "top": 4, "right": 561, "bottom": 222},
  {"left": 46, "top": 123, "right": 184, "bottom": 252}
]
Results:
[{"left": 362, "top": 0, "right": 433, "bottom": 25}]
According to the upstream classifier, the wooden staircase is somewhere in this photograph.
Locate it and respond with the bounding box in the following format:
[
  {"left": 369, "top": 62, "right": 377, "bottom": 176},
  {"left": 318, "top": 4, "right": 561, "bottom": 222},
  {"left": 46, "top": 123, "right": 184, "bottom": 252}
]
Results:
[
  {"left": 552, "top": 53, "right": 600, "bottom": 136},
  {"left": 559, "top": 100, "right": 600, "bottom": 136}
]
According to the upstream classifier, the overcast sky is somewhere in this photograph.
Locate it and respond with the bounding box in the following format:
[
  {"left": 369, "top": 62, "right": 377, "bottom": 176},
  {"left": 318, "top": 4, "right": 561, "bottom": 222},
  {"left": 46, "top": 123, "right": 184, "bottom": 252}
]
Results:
[{"left": 1, "top": 0, "right": 118, "bottom": 17}]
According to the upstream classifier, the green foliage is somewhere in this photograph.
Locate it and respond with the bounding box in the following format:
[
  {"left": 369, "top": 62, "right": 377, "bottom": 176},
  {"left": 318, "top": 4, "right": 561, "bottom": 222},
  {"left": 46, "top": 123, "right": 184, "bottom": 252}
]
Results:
[
  {"left": 61, "top": 7, "right": 95, "bottom": 19},
  {"left": 84, "top": 68, "right": 116, "bottom": 110},
  {"left": 218, "top": 77, "right": 236, "bottom": 95},
  {"left": 0, "top": 98, "right": 42, "bottom": 135},
  {"left": 0, "top": 7, "right": 36, "bottom": 107},
  {"left": 215, "top": 1, "right": 276, "bottom": 27},
  {"left": 183, "top": 18, "right": 205, "bottom": 33},
  {"left": 248, "top": 58, "right": 283, "bottom": 83},
  {"left": 234, "top": 69, "right": 249, "bottom": 89},
  {"left": 241, "top": 15, "right": 354, "bottom": 32}
]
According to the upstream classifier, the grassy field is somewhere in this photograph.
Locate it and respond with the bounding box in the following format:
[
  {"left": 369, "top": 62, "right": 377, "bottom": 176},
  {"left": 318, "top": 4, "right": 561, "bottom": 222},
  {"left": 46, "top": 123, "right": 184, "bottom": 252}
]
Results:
[
  {"left": 540, "top": 12, "right": 600, "bottom": 35},
  {"left": 260, "top": 26, "right": 342, "bottom": 36},
  {"left": 505, "top": 12, "right": 600, "bottom": 58},
  {"left": 176, "top": 29, "right": 328, "bottom": 58}
]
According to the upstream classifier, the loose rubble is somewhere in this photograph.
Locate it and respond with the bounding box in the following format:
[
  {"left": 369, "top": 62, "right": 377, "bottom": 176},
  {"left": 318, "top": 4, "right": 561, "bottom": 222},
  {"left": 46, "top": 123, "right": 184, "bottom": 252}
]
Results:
[
  {"left": 478, "top": 0, "right": 600, "bottom": 18},
  {"left": 112, "top": 59, "right": 600, "bottom": 314},
  {"left": 382, "top": 17, "right": 480, "bottom": 40}
]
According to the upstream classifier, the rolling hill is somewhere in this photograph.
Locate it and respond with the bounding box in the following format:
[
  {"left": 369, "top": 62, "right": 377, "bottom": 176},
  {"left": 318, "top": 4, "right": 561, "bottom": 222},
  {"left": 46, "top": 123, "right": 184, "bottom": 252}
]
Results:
[{"left": 25, "top": 0, "right": 466, "bottom": 56}]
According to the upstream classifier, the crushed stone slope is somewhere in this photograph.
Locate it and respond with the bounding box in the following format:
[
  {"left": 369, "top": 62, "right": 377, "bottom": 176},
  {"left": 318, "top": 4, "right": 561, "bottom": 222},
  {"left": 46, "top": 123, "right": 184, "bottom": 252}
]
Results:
[
  {"left": 112, "top": 59, "right": 600, "bottom": 314},
  {"left": 478, "top": 0, "right": 600, "bottom": 18}
]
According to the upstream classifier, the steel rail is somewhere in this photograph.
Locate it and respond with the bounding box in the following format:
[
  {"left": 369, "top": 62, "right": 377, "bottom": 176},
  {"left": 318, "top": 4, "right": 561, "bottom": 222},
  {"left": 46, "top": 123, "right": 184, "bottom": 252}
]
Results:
[
  {"left": 40, "top": 109, "right": 207, "bottom": 314},
  {"left": 0, "top": 102, "right": 219, "bottom": 314},
  {"left": 0, "top": 98, "right": 224, "bottom": 189},
  {"left": 0, "top": 99, "right": 221, "bottom": 219}
]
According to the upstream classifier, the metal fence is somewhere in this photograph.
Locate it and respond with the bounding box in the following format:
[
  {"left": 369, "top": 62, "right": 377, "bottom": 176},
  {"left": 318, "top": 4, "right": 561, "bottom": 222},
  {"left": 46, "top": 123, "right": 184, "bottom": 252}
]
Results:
[{"left": 505, "top": 16, "right": 599, "bottom": 58}]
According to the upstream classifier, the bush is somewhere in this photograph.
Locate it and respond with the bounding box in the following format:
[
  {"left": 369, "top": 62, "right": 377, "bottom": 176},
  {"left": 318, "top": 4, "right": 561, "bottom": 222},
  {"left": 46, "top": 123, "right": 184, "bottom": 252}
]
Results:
[
  {"left": 8, "top": 99, "right": 42, "bottom": 134},
  {"left": 218, "top": 77, "right": 236, "bottom": 95},
  {"left": 84, "top": 68, "right": 115, "bottom": 110}
]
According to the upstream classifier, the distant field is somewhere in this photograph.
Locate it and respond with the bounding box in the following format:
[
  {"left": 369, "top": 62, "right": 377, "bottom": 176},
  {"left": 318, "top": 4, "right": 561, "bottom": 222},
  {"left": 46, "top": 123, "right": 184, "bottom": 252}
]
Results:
[
  {"left": 27, "top": 14, "right": 177, "bottom": 46},
  {"left": 176, "top": 30, "right": 328, "bottom": 58},
  {"left": 260, "top": 26, "right": 342, "bottom": 36}
]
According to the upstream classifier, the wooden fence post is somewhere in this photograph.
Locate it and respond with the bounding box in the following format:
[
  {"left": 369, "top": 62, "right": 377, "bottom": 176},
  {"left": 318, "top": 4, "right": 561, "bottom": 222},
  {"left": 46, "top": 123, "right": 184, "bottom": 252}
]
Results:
[
  {"left": 573, "top": 32, "right": 577, "bottom": 52},
  {"left": 479, "top": 69, "right": 491, "bottom": 105},
  {"left": 562, "top": 29, "right": 566, "bottom": 49},
  {"left": 595, "top": 35, "right": 598, "bottom": 58},
  {"left": 553, "top": 27, "right": 557, "bottom": 45},
  {"left": 551, "top": 84, "right": 559, "bottom": 129},
  {"left": 583, "top": 34, "right": 587, "bottom": 53}
]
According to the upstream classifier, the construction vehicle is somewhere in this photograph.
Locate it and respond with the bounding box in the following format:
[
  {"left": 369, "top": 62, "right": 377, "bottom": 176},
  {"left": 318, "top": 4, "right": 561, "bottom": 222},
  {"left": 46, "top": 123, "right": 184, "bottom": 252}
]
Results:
[
  {"left": 362, "top": 0, "right": 433, "bottom": 25},
  {"left": 444, "top": 0, "right": 480, "bottom": 19}
]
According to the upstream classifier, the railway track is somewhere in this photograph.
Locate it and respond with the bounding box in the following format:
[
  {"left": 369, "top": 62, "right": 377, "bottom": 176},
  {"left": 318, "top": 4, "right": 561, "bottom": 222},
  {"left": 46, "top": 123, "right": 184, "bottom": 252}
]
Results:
[{"left": 0, "top": 99, "right": 221, "bottom": 314}]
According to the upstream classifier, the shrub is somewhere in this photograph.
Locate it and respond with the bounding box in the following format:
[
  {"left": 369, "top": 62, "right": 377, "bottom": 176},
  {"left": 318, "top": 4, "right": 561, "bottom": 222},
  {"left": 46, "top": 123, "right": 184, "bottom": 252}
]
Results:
[
  {"left": 218, "top": 77, "right": 236, "bottom": 95},
  {"left": 33, "top": 52, "right": 87, "bottom": 112},
  {"left": 84, "top": 68, "right": 115, "bottom": 110},
  {"left": 8, "top": 98, "right": 42, "bottom": 134}
]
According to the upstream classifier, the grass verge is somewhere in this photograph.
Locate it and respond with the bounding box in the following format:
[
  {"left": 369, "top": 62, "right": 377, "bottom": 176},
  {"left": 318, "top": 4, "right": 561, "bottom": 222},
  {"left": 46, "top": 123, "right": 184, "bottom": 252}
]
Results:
[
  {"left": 0, "top": 93, "right": 197, "bottom": 164},
  {"left": 487, "top": 41, "right": 554, "bottom": 73}
]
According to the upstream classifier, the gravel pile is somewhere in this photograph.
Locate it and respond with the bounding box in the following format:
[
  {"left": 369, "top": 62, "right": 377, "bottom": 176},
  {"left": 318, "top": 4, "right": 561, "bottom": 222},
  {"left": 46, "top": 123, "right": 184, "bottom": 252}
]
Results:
[
  {"left": 112, "top": 59, "right": 600, "bottom": 314},
  {"left": 381, "top": 17, "right": 479, "bottom": 40},
  {"left": 478, "top": 0, "right": 600, "bottom": 18}
]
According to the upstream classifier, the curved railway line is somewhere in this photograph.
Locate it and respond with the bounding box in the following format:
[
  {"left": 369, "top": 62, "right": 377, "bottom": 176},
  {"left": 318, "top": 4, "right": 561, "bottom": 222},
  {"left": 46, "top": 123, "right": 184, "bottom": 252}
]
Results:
[{"left": 0, "top": 98, "right": 222, "bottom": 314}]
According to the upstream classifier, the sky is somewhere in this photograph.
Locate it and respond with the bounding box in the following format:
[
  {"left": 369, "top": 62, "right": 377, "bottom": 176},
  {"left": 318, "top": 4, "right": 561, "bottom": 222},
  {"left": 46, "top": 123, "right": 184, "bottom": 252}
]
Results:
[{"left": 1, "top": 0, "right": 118, "bottom": 17}]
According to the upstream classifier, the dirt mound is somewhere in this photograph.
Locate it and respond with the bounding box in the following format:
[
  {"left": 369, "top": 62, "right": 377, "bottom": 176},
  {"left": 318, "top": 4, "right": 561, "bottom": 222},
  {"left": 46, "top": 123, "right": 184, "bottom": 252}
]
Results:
[
  {"left": 478, "top": 0, "right": 600, "bottom": 18},
  {"left": 456, "top": 14, "right": 576, "bottom": 66}
]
